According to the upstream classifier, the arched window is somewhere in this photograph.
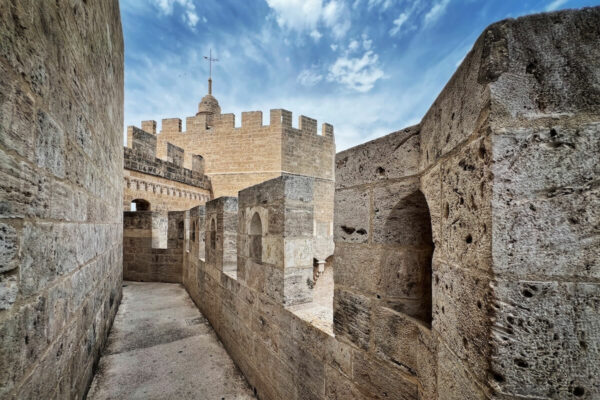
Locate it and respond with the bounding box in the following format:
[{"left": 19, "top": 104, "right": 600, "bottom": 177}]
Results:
[
  {"left": 249, "top": 212, "right": 262, "bottom": 263},
  {"left": 382, "top": 190, "right": 433, "bottom": 326},
  {"left": 131, "top": 198, "right": 150, "bottom": 211}
]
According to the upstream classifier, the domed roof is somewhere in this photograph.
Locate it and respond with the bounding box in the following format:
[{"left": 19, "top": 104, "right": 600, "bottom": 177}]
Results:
[{"left": 197, "top": 93, "right": 221, "bottom": 116}]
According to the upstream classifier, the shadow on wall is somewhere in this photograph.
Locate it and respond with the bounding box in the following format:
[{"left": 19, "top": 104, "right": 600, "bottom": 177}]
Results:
[{"left": 381, "top": 190, "right": 433, "bottom": 326}]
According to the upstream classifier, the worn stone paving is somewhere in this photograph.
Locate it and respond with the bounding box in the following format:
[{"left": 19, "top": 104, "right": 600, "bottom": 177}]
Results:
[{"left": 87, "top": 281, "right": 254, "bottom": 400}]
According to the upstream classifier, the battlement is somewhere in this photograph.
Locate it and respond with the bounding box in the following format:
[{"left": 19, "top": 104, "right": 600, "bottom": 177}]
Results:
[
  {"left": 140, "top": 109, "right": 334, "bottom": 138},
  {"left": 125, "top": 125, "right": 209, "bottom": 188}
]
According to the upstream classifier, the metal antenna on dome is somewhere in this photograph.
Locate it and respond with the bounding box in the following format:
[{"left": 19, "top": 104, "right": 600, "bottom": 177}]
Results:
[{"left": 203, "top": 48, "right": 219, "bottom": 95}]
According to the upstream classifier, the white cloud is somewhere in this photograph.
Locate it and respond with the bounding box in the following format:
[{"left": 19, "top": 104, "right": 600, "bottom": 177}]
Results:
[
  {"left": 327, "top": 50, "right": 384, "bottom": 92},
  {"left": 389, "top": 12, "right": 409, "bottom": 36},
  {"left": 362, "top": 34, "right": 372, "bottom": 50},
  {"left": 297, "top": 68, "right": 324, "bottom": 87},
  {"left": 545, "top": 0, "right": 568, "bottom": 11},
  {"left": 367, "top": 0, "right": 394, "bottom": 10},
  {"left": 310, "top": 29, "right": 323, "bottom": 41},
  {"left": 330, "top": 44, "right": 339, "bottom": 51},
  {"left": 424, "top": 0, "right": 451, "bottom": 27},
  {"left": 265, "top": 0, "right": 351, "bottom": 39},
  {"left": 152, "top": 0, "right": 200, "bottom": 28},
  {"left": 322, "top": 1, "right": 351, "bottom": 38},
  {"left": 348, "top": 39, "right": 360, "bottom": 52}
]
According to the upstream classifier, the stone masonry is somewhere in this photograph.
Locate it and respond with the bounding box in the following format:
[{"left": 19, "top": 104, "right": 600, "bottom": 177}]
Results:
[
  {"left": 0, "top": 4, "right": 599, "bottom": 400},
  {"left": 0, "top": 1, "right": 124, "bottom": 399},
  {"left": 127, "top": 87, "right": 336, "bottom": 263},
  {"left": 180, "top": 8, "right": 599, "bottom": 400},
  {"left": 124, "top": 126, "right": 212, "bottom": 212}
]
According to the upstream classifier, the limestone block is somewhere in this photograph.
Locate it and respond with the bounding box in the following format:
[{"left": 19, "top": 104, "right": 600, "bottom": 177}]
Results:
[
  {"left": 35, "top": 110, "right": 65, "bottom": 178},
  {"left": 284, "top": 238, "right": 313, "bottom": 268},
  {"left": 284, "top": 265, "right": 313, "bottom": 306},
  {"left": 351, "top": 350, "right": 418, "bottom": 400},
  {"left": 0, "top": 222, "right": 19, "bottom": 273},
  {"left": 333, "top": 243, "right": 379, "bottom": 295},
  {"left": 436, "top": 341, "right": 488, "bottom": 400},
  {"left": 420, "top": 163, "right": 442, "bottom": 247},
  {"left": 335, "top": 126, "right": 420, "bottom": 189},
  {"left": 278, "top": 336, "right": 326, "bottom": 397},
  {"left": 325, "top": 365, "right": 368, "bottom": 400},
  {"left": 490, "top": 280, "right": 600, "bottom": 398},
  {"left": 490, "top": 7, "right": 600, "bottom": 117},
  {"left": 416, "top": 327, "right": 438, "bottom": 400},
  {"left": 262, "top": 235, "right": 283, "bottom": 266},
  {"left": 0, "top": 62, "right": 35, "bottom": 161},
  {"left": 334, "top": 243, "right": 431, "bottom": 302},
  {"left": 334, "top": 288, "right": 371, "bottom": 350},
  {"left": 492, "top": 123, "right": 600, "bottom": 279},
  {"left": 433, "top": 261, "right": 492, "bottom": 385},
  {"left": 334, "top": 187, "right": 370, "bottom": 243},
  {"left": 440, "top": 136, "right": 492, "bottom": 272},
  {"left": 284, "top": 205, "right": 313, "bottom": 238},
  {"left": 418, "top": 26, "right": 490, "bottom": 171},
  {"left": 0, "top": 275, "right": 18, "bottom": 310},
  {"left": 20, "top": 222, "right": 81, "bottom": 296},
  {"left": 371, "top": 177, "right": 425, "bottom": 245},
  {"left": 371, "top": 306, "right": 420, "bottom": 374},
  {"left": 283, "top": 174, "right": 314, "bottom": 203},
  {"left": 0, "top": 147, "right": 50, "bottom": 219},
  {"left": 290, "top": 318, "right": 352, "bottom": 376}
]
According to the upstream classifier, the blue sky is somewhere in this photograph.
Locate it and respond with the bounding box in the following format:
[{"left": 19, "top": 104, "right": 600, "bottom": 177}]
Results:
[{"left": 120, "top": 0, "right": 598, "bottom": 150}]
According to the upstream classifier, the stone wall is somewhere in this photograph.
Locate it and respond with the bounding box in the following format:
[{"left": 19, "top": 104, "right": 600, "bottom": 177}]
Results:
[
  {"left": 0, "top": 1, "right": 124, "bottom": 398},
  {"left": 138, "top": 109, "right": 335, "bottom": 198},
  {"left": 124, "top": 127, "right": 211, "bottom": 212},
  {"left": 123, "top": 211, "right": 185, "bottom": 283},
  {"left": 335, "top": 7, "right": 600, "bottom": 399},
  {"left": 179, "top": 8, "right": 600, "bottom": 400},
  {"left": 237, "top": 175, "right": 315, "bottom": 306}
]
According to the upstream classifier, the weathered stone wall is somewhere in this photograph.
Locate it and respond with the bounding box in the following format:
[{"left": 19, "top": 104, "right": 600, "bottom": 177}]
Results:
[
  {"left": 0, "top": 1, "right": 124, "bottom": 398},
  {"left": 205, "top": 197, "right": 238, "bottom": 276},
  {"left": 135, "top": 109, "right": 335, "bottom": 195},
  {"left": 123, "top": 128, "right": 211, "bottom": 212},
  {"left": 123, "top": 211, "right": 185, "bottom": 283},
  {"left": 179, "top": 7, "right": 599, "bottom": 400},
  {"left": 335, "top": 7, "right": 600, "bottom": 400},
  {"left": 123, "top": 169, "right": 211, "bottom": 212},
  {"left": 237, "top": 175, "right": 315, "bottom": 306}
]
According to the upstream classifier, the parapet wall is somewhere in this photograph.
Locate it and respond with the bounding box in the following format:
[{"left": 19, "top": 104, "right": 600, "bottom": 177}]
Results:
[
  {"left": 177, "top": 7, "right": 600, "bottom": 400},
  {"left": 125, "top": 127, "right": 209, "bottom": 188},
  {"left": 0, "top": 1, "right": 124, "bottom": 398},
  {"left": 123, "top": 211, "right": 185, "bottom": 283},
  {"left": 124, "top": 127, "right": 212, "bottom": 212},
  {"left": 334, "top": 7, "right": 600, "bottom": 399}
]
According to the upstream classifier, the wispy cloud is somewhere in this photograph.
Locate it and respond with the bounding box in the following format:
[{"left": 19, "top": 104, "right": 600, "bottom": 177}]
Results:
[
  {"left": 297, "top": 68, "right": 324, "bottom": 87},
  {"left": 327, "top": 50, "right": 384, "bottom": 92},
  {"left": 424, "top": 0, "right": 451, "bottom": 27},
  {"left": 545, "top": 0, "right": 568, "bottom": 11},
  {"left": 152, "top": 0, "right": 200, "bottom": 28},
  {"left": 390, "top": 12, "right": 409, "bottom": 36},
  {"left": 265, "top": 0, "right": 351, "bottom": 39}
]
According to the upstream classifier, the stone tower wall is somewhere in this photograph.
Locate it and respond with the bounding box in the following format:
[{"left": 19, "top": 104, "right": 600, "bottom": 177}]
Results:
[
  {"left": 0, "top": 1, "right": 124, "bottom": 398},
  {"left": 134, "top": 108, "right": 335, "bottom": 199}
]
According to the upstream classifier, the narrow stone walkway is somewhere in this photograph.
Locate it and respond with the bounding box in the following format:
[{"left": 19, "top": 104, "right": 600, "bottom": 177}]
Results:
[{"left": 87, "top": 282, "right": 254, "bottom": 399}]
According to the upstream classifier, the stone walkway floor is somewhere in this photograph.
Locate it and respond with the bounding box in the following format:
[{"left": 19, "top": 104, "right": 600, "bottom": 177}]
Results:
[{"left": 87, "top": 281, "right": 254, "bottom": 400}]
